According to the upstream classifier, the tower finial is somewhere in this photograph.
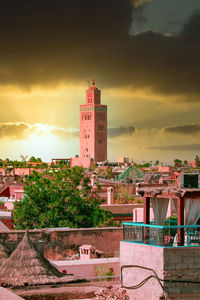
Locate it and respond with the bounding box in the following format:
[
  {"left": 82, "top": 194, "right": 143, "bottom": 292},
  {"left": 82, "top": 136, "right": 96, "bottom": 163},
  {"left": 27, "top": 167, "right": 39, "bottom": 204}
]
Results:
[{"left": 92, "top": 77, "right": 95, "bottom": 86}]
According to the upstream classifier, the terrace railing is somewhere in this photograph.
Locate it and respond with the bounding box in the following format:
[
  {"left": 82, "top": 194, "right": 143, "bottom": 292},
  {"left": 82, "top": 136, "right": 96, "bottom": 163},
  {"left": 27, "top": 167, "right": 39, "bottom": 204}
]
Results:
[{"left": 123, "top": 222, "right": 200, "bottom": 247}]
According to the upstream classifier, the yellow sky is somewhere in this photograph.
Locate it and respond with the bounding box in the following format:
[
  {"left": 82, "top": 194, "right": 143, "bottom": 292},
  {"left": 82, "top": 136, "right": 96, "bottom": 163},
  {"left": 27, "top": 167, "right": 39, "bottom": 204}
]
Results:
[{"left": 0, "top": 83, "right": 200, "bottom": 163}]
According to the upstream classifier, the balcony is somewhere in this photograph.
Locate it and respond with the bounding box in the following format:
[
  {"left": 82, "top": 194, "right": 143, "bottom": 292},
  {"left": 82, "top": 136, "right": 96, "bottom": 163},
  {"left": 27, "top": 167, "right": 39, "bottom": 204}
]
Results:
[{"left": 123, "top": 222, "right": 200, "bottom": 247}]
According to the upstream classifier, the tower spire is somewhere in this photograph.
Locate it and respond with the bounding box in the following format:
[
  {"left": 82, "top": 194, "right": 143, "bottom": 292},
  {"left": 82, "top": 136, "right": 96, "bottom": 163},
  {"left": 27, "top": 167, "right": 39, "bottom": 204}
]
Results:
[{"left": 92, "top": 77, "right": 95, "bottom": 86}]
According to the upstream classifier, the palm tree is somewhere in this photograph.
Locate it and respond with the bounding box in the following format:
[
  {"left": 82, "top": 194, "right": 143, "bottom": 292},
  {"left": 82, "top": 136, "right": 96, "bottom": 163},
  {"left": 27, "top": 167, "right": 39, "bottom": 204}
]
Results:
[{"left": 20, "top": 155, "right": 28, "bottom": 162}]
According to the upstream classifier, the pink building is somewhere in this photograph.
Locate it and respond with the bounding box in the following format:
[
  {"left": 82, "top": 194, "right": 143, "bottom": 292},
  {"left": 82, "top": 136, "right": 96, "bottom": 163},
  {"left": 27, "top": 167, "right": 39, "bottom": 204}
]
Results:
[
  {"left": 0, "top": 183, "right": 24, "bottom": 202},
  {"left": 14, "top": 168, "right": 31, "bottom": 176},
  {"left": 188, "top": 160, "right": 197, "bottom": 168},
  {"left": 71, "top": 79, "right": 107, "bottom": 168},
  {"left": 157, "top": 165, "right": 173, "bottom": 173}
]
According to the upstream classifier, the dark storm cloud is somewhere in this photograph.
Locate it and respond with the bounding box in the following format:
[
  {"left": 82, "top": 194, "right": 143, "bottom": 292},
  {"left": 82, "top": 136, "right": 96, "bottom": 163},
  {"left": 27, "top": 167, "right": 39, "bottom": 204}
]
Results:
[
  {"left": 132, "top": 0, "right": 149, "bottom": 23},
  {"left": 108, "top": 126, "right": 135, "bottom": 138},
  {"left": 181, "top": 10, "right": 200, "bottom": 41},
  {"left": 0, "top": 123, "right": 29, "bottom": 139},
  {"left": 0, "top": 0, "right": 199, "bottom": 100},
  {"left": 147, "top": 144, "right": 200, "bottom": 151},
  {"left": 164, "top": 124, "right": 200, "bottom": 135}
]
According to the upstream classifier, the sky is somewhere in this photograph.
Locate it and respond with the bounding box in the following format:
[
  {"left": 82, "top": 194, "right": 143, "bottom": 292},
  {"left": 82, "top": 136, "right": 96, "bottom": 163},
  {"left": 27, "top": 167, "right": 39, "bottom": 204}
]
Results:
[{"left": 0, "top": 0, "right": 200, "bottom": 164}]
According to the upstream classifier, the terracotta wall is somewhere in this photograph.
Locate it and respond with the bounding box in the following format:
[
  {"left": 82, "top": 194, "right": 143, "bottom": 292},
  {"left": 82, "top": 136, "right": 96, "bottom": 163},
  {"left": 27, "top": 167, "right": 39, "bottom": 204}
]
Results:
[{"left": 0, "top": 227, "right": 123, "bottom": 260}]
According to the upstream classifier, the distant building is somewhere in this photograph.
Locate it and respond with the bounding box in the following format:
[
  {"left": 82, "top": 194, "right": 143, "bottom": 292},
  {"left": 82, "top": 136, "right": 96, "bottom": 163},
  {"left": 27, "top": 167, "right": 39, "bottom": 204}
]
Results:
[
  {"left": 157, "top": 165, "right": 173, "bottom": 173},
  {"left": 188, "top": 160, "right": 197, "bottom": 168},
  {"left": 118, "top": 157, "right": 129, "bottom": 164},
  {"left": 71, "top": 79, "right": 107, "bottom": 168}
]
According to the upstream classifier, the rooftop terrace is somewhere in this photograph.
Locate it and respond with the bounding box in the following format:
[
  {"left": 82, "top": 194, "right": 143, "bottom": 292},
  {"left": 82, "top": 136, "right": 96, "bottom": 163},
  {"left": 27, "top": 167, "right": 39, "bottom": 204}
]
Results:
[{"left": 123, "top": 222, "right": 200, "bottom": 247}]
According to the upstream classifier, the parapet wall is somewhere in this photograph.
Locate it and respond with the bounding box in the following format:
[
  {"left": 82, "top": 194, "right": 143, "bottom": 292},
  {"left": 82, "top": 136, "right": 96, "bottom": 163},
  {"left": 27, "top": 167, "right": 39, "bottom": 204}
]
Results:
[
  {"left": 163, "top": 247, "right": 200, "bottom": 298},
  {"left": 0, "top": 227, "right": 123, "bottom": 260},
  {"left": 120, "top": 242, "right": 200, "bottom": 300},
  {"left": 120, "top": 242, "right": 164, "bottom": 300}
]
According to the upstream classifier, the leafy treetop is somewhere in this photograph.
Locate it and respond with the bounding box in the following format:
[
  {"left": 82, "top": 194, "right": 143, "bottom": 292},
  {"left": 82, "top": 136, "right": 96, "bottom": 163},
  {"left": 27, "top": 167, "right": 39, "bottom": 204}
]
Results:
[
  {"left": 13, "top": 166, "right": 113, "bottom": 229},
  {"left": 29, "top": 156, "right": 42, "bottom": 162}
]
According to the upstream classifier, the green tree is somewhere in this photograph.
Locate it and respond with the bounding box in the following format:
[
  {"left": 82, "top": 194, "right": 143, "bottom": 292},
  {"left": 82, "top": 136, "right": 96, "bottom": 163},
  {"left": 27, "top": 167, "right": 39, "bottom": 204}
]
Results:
[
  {"left": 29, "top": 156, "right": 37, "bottom": 162},
  {"left": 183, "top": 160, "right": 188, "bottom": 166},
  {"left": 13, "top": 166, "right": 112, "bottom": 229},
  {"left": 105, "top": 168, "right": 113, "bottom": 179},
  {"left": 36, "top": 157, "right": 42, "bottom": 162},
  {"left": 20, "top": 154, "right": 28, "bottom": 162},
  {"left": 174, "top": 159, "right": 182, "bottom": 168},
  {"left": 29, "top": 156, "right": 42, "bottom": 163}
]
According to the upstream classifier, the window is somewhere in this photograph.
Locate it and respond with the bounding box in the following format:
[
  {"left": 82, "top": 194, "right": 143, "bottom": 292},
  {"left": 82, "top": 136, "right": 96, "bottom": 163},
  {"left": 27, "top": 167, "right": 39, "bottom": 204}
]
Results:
[
  {"left": 97, "top": 112, "right": 105, "bottom": 121},
  {"left": 98, "top": 125, "right": 104, "bottom": 131},
  {"left": 84, "top": 134, "right": 90, "bottom": 139}
]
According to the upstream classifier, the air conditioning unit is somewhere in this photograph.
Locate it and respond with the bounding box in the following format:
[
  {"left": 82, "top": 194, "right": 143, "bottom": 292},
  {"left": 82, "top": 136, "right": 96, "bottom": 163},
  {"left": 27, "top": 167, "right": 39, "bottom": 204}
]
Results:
[{"left": 180, "top": 173, "right": 199, "bottom": 188}]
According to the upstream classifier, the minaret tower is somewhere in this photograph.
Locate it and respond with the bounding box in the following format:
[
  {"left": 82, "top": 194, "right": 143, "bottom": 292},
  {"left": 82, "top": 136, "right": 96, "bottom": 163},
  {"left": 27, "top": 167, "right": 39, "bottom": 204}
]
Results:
[{"left": 79, "top": 79, "right": 107, "bottom": 163}]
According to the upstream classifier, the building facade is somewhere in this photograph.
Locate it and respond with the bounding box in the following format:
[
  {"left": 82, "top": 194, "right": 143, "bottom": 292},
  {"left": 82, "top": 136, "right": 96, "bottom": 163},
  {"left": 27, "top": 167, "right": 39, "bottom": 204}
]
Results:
[
  {"left": 71, "top": 79, "right": 107, "bottom": 168},
  {"left": 80, "top": 79, "right": 107, "bottom": 163}
]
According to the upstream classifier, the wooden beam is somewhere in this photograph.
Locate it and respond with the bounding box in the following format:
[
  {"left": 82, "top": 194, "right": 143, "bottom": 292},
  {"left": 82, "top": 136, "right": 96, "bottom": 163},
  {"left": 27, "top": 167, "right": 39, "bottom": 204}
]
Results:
[
  {"left": 177, "top": 196, "right": 184, "bottom": 246},
  {"left": 143, "top": 196, "right": 150, "bottom": 224}
]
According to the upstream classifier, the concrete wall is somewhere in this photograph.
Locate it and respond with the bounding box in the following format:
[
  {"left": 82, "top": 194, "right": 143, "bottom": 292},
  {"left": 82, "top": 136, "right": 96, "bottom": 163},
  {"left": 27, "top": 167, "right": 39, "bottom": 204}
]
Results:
[
  {"left": 120, "top": 242, "right": 200, "bottom": 300},
  {"left": 101, "top": 203, "right": 143, "bottom": 215},
  {"left": 51, "top": 257, "right": 120, "bottom": 278},
  {"left": 0, "top": 227, "right": 122, "bottom": 260},
  {"left": 163, "top": 247, "right": 200, "bottom": 298},
  {"left": 120, "top": 242, "right": 164, "bottom": 300}
]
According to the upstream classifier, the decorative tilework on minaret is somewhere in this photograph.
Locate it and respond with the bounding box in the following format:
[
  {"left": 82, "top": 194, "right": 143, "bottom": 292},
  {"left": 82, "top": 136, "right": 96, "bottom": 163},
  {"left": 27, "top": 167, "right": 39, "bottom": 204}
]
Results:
[{"left": 79, "top": 79, "right": 107, "bottom": 163}]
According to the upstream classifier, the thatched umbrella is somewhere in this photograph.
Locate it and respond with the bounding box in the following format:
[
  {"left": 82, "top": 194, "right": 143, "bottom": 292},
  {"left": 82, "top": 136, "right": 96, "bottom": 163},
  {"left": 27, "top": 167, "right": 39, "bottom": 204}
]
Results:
[
  {"left": 0, "top": 287, "right": 24, "bottom": 299},
  {"left": 0, "top": 242, "right": 11, "bottom": 267},
  {"left": 0, "top": 229, "right": 78, "bottom": 287}
]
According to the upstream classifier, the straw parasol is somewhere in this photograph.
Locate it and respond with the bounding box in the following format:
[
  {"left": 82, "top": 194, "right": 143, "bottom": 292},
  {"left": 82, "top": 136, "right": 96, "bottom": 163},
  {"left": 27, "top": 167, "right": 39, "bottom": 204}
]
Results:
[
  {"left": 0, "top": 228, "right": 78, "bottom": 287},
  {"left": 0, "top": 287, "right": 24, "bottom": 300},
  {"left": 0, "top": 241, "right": 11, "bottom": 267}
]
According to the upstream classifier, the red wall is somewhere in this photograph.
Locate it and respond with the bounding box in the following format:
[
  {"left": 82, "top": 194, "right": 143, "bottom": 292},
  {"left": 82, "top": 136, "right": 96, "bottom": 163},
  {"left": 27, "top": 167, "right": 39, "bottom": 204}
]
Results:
[{"left": 0, "top": 227, "right": 123, "bottom": 260}]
